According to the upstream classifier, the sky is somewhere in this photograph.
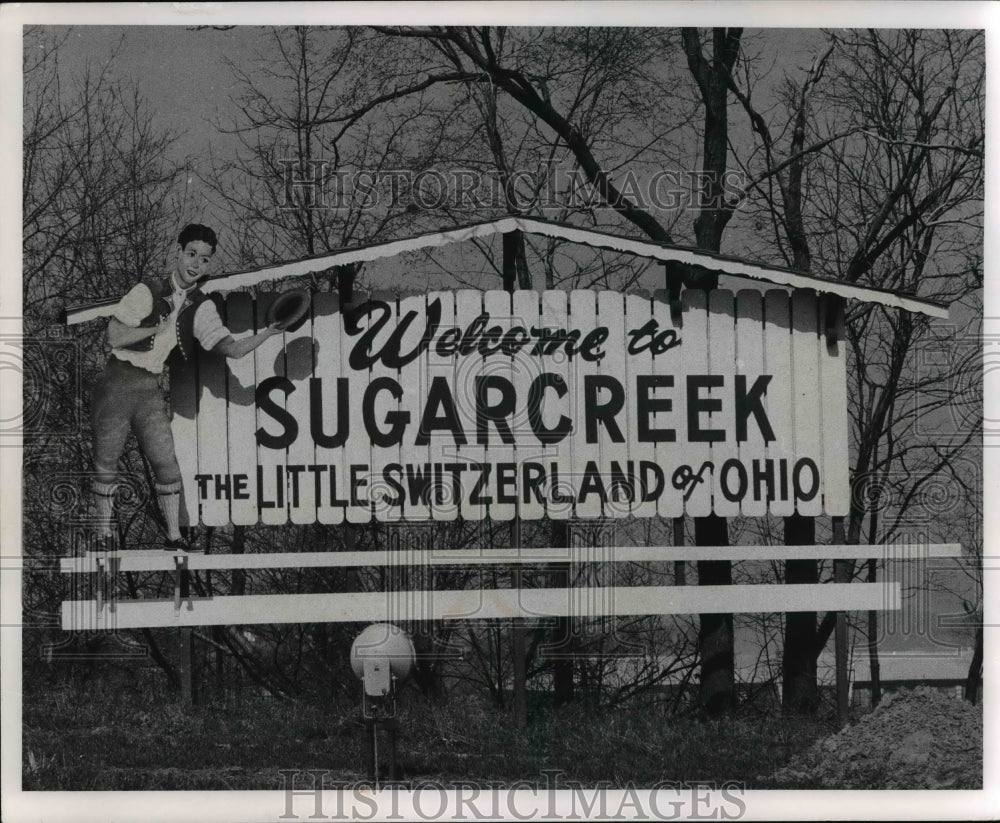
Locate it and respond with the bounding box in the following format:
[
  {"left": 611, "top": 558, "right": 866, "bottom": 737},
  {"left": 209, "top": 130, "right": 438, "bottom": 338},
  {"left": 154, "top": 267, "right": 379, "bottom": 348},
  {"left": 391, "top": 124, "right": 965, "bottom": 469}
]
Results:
[
  {"left": 32, "top": 25, "right": 261, "bottom": 226},
  {"left": 38, "top": 25, "right": 249, "bottom": 158},
  {"left": 35, "top": 26, "right": 829, "bottom": 241},
  {"left": 41, "top": 26, "right": 824, "bottom": 164}
]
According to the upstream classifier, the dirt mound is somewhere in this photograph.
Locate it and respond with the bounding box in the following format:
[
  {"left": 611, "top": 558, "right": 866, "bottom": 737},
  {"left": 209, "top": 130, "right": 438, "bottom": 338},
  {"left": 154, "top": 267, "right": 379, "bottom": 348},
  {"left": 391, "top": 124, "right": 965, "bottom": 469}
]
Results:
[{"left": 771, "top": 687, "right": 982, "bottom": 789}]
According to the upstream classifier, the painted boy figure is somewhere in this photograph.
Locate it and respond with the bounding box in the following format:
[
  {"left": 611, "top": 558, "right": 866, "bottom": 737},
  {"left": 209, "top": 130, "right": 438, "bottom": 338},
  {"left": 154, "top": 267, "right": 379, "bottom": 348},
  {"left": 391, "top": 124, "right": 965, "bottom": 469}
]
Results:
[{"left": 92, "top": 224, "right": 280, "bottom": 551}]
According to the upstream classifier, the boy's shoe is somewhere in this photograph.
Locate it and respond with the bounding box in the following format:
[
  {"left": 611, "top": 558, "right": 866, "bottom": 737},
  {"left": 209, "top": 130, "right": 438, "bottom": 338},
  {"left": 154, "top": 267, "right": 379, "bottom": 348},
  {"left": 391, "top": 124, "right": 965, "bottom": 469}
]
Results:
[{"left": 163, "top": 537, "right": 203, "bottom": 554}]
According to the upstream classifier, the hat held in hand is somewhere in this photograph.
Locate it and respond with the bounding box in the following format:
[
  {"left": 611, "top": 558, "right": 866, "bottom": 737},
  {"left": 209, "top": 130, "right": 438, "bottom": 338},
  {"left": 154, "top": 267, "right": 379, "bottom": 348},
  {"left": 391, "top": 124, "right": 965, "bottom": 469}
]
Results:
[{"left": 266, "top": 288, "right": 310, "bottom": 332}]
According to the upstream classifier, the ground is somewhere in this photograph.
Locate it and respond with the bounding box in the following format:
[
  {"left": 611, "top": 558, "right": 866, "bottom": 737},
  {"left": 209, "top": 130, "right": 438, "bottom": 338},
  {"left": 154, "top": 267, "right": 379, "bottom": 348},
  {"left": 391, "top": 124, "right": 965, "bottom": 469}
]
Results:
[
  {"left": 21, "top": 671, "right": 981, "bottom": 791},
  {"left": 770, "top": 687, "right": 982, "bottom": 789}
]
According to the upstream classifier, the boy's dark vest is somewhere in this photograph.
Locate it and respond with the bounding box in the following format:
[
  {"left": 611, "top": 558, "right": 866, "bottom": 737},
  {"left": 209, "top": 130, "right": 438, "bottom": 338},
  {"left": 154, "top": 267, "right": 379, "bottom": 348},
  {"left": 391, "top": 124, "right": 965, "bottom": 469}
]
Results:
[{"left": 117, "top": 276, "right": 221, "bottom": 362}]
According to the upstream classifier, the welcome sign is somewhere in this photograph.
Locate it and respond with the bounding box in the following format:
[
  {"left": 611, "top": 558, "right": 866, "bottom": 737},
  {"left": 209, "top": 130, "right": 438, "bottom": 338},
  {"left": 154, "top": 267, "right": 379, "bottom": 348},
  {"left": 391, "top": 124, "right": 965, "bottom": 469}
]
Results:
[{"left": 170, "top": 288, "right": 850, "bottom": 526}]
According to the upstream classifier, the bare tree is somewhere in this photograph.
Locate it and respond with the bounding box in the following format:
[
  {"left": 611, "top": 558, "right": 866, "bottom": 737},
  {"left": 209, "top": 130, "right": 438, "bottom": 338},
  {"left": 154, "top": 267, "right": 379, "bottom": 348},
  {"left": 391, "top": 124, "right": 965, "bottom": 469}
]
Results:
[
  {"left": 727, "top": 35, "right": 838, "bottom": 714},
  {"left": 204, "top": 25, "right": 495, "bottom": 278},
  {"left": 676, "top": 27, "right": 745, "bottom": 716},
  {"left": 729, "top": 29, "right": 983, "bottom": 710},
  {"left": 23, "top": 28, "right": 180, "bottom": 325},
  {"left": 376, "top": 25, "right": 745, "bottom": 714},
  {"left": 22, "top": 26, "right": 184, "bottom": 683}
]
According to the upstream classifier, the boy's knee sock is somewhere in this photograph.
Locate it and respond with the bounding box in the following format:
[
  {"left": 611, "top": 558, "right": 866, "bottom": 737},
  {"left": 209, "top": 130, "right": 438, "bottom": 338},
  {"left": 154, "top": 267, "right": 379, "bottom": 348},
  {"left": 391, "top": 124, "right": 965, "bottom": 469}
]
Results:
[
  {"left": 155, "top": 481, "right": 184, "bottom": 541},
  {"left": 92, "top": 481, "right": 116, "bottom": 536}
]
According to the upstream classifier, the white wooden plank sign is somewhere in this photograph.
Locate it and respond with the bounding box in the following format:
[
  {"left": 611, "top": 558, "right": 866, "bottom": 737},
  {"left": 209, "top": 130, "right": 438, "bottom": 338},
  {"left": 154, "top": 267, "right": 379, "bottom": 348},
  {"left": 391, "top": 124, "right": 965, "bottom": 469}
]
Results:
[{"left": 171, "top": 288, "right": 849, "bottom": 524}]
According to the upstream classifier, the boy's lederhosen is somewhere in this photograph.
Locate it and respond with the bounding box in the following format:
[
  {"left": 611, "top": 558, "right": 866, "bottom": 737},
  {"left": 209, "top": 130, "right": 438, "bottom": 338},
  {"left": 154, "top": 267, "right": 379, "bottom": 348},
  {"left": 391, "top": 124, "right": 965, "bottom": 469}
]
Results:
[{"left": 91, "top": 276, "right": 225, "bottom": 514}]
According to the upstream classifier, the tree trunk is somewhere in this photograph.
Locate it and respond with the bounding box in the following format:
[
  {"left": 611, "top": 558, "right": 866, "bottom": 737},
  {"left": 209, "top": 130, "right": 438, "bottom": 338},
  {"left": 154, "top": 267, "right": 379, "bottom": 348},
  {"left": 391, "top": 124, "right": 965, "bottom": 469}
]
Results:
[
  {"left": 681, "top": 28, "right": 742, "bottom": 257},
  {"left": 681, "top": 29, "right": 743, "bottom": 718},
  {"left": 782, "top": 515, "right": 818, "bottom": 713},
  {"left": 696, "top": 515, "right": 735, "bottom": 715}
]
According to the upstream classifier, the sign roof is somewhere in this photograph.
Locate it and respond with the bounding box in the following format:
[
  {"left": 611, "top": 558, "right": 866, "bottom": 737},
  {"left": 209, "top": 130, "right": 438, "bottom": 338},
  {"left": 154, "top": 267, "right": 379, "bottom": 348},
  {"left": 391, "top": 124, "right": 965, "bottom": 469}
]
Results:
[{"left": 63, "top": 216, "right": 951, "bottom": 325}]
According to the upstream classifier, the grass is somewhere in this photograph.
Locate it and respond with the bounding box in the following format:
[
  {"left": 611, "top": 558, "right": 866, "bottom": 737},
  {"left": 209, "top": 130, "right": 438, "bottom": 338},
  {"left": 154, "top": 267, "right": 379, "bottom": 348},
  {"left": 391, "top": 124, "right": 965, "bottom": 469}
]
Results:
[
  {"left": 22, "top": 676, "right": 830, "bottom": 790},
  {"left": 398, "top": 692, "right": 829, "bottom": 787},
  {"left": 23, "top": 680, "right": 366, "bottom": 790}
]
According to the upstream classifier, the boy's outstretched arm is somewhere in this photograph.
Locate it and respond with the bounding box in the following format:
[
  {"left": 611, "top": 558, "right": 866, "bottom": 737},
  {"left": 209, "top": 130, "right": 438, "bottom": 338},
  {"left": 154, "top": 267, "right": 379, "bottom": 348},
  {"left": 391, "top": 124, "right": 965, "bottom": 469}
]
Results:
[{"left": 211, "top": 327, "right": 283, "bottom": 359}]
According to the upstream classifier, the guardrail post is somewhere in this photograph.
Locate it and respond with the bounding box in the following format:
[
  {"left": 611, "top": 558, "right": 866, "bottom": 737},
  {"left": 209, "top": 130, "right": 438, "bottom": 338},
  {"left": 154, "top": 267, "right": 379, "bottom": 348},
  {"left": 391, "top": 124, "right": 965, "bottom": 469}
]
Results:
[
  {"left": 173, "top": 555, "right": 189, "bottom": 611},
  {"left": 170, "top": 553, "right": 195, "bottom": 705},
  {"left": 95, "top": 554, "right": 106, "bottom": 613}
]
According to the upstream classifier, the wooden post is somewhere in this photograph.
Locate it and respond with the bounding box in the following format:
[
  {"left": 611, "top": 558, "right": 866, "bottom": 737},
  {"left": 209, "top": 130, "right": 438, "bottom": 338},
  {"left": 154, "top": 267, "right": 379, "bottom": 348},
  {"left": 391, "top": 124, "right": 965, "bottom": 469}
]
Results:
[
  {"left": 171, "top": 553, "right": 195, "bottom": 705},
  {"left": 363, "top": 717, "right": 377, "bottom": 782},
  {"left": 866, "top": 559, "right": 882, "bottom": 707},
  {"left": 232, "top": 524, "right": 246, "bottom": 595},
  {"left": 696, "top": 515, "right": 734, "bottom": 715},
  {"left": 502, "top": 231, "right": 519, "bottom": 293},
  {"left": 673, "top": 518, "right": 686, "bottom": 585},
  {"left": 95, "top": 555, "right": 106, "bottom": 612},
  {"left": 668, "top": 264, "right": 734, "bottom": 716},
  {"left": 833, "top": 517, "right": 850, "bottom": 725},
  {"left": 782, "top": 515, "right": 818, "bottom": 713}
]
